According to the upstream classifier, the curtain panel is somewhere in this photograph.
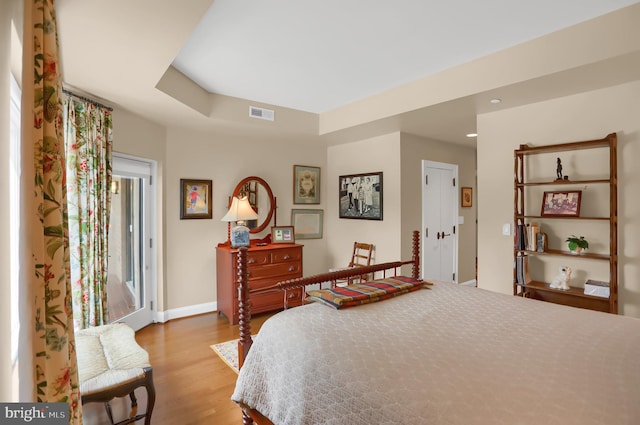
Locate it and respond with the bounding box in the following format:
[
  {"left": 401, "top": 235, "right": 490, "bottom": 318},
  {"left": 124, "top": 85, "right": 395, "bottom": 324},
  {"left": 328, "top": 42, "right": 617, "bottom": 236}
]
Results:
[
  {"left": 64, "top": 97, "right": 113, "bottom": 329},
  {"left": 20, "top": 0, "right": 83, "bottom": 422}
]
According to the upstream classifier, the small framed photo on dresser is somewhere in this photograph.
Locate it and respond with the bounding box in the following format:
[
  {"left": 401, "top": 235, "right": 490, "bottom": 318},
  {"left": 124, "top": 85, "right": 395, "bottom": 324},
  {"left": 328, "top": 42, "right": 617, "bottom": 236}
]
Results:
[{"left": 271, "top": 226, "right": 295, "bottom": 244}]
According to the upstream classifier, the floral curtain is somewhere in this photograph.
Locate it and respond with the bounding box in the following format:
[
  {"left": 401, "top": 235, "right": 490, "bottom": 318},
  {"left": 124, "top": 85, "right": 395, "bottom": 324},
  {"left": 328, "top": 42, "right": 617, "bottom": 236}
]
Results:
[
  {"left": 64, "top": 97, "right": 113, "bottom": 329},
  {"left": 21, "top": 0, "right": 83, "bottom": 422}
]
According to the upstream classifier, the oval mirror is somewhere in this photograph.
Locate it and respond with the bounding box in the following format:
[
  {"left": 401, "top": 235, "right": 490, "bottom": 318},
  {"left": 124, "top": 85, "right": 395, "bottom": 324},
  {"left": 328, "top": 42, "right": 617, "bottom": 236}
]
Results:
[{"left": 232, "top": 176, "right": 275, "bottom": 234}]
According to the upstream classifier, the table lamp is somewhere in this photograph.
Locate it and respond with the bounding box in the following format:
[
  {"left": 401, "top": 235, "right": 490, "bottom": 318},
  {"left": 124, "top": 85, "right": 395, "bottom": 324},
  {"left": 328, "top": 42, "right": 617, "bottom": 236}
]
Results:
[{"left": 221, "top": 196, "right": 258, "bottom": 247}]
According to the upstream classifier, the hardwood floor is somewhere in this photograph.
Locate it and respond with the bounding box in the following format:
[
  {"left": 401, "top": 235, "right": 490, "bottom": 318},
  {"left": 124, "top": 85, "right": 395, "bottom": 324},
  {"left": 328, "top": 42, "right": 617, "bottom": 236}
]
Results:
[
  {"left": 106, "top": 275, "right": 136, "bottom": 322},
  {"left": 81, "top": 311, "right": 273, "bottom": 425}
]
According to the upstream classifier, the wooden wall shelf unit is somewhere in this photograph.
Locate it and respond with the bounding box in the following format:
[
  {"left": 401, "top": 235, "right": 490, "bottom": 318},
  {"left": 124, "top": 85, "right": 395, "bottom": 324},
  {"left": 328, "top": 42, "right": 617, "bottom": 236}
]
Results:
[{"left": 513, "top": 133, "right": 618, "bottom": 314}]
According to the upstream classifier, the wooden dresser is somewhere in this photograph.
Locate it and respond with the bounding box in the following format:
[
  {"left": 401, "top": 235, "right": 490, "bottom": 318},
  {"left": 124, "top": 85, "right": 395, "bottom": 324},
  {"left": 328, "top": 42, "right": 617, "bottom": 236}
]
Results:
[{"left": 216, "top": 243, "right": 303, "bottom": 325}]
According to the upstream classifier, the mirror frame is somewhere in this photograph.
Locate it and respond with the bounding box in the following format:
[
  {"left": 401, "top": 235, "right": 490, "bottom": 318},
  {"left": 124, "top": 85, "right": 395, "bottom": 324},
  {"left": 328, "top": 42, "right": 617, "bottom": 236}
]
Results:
[{"left": 232, "top": 176, "right": 276, "bottom": 234}]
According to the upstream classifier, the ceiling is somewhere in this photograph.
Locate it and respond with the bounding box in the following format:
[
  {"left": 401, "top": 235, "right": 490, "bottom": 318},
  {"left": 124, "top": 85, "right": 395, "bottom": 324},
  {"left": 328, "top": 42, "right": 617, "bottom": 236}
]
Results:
[
  {"left": 55, "top": 0, "right": 640, "bottom": 147},
  {"left": 172, "top": 0, "right": 638, "bottom": 114}
]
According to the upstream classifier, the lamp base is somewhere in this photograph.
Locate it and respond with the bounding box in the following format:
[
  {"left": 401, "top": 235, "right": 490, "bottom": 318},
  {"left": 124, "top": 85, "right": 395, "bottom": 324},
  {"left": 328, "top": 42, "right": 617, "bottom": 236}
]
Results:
[{"left": 230, "top": 224, "right": 251, "bottom": 248}]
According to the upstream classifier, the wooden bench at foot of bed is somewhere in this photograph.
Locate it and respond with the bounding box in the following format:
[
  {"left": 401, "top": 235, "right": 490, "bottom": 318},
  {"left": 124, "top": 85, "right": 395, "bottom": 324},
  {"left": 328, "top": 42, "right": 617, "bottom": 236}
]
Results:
[{"left": 235, "top": 230, "right": 421, "bottom": 425}]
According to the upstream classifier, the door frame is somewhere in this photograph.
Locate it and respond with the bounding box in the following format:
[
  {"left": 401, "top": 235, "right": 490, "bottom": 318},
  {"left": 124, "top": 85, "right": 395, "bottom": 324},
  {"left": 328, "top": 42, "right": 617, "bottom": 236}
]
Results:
[
  {"left": 421, "top": 160, "right": 459, "bottom": 283},
  {"left": 111, "top": 152, "right": 158, "bottom": 330}
]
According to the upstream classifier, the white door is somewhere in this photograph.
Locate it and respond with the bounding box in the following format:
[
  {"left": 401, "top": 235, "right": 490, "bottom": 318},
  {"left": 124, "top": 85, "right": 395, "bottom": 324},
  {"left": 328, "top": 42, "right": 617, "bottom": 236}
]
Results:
[
  {"left": 108, "top": 154, "right": 156, "bottom": 330},
  {"left": 422, "top": 160, "right": 458, "bottom": 283}
]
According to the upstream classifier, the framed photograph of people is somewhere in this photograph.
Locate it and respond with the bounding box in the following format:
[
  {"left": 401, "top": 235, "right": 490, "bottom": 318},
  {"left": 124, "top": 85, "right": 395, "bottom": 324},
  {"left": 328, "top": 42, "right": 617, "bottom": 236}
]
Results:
[
  {"left": 271, "top": 226, "right": 295, "bottom": 244},
  {"left": 291, "top": 209, "right": 323, "bottom": 239},
  {"left": 338, "top": 172, "right": 383, "bottom": 220},
  {"left": 293, "top": 165, "right": 320, "bottom": 204},
  {"left": 541, "top": 190, "right": 582, "bottom": 217},
  {"left": 180, "top": 179, "right": 212, "bottom": 219}
]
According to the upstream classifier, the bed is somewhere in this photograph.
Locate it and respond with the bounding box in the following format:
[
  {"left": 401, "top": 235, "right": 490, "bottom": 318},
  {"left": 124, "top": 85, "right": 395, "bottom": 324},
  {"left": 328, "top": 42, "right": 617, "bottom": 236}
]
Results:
[{"left": 231, "top": 231, "right": 640, "bottom": 425}]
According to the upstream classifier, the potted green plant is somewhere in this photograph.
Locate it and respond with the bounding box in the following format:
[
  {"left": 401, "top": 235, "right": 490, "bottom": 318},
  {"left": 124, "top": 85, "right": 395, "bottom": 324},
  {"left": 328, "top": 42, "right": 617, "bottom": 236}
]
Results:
[{"left": 566, "top": 235, "right": 589, "bottom": 254}]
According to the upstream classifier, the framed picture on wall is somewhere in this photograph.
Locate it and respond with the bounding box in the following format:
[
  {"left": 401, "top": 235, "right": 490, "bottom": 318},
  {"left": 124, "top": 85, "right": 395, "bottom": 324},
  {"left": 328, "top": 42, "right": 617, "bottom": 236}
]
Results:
[
  {"left": 180, "top": 179, "right": 212, "bottom": 219},
  {"left": 293, "top": 165, "right": 320, "bottom": 204},
  {"left": 291, "top": 209, "right": 323, "bottom": 239},
  {"left": 338, "top": 172, "right": 383, "bottom": 220},
  {"left": 461, "top": 187, "right": 472, "bottom": 207}
]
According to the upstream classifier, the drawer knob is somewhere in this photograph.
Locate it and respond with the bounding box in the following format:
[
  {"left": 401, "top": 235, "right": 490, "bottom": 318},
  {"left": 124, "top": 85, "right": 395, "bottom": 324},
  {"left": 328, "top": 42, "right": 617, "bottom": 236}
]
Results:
[
  {"left": 247, "top": 258, "right": 256, "bottom": 264},
  {"left": 283, "top": 255, "right": 291, "bottom": 260},
  {"left": 288, "top": 292, "right": 296, "bottom": 298},
  {"left": 288, "top": 266, "right": 296, "bottom": 272}
]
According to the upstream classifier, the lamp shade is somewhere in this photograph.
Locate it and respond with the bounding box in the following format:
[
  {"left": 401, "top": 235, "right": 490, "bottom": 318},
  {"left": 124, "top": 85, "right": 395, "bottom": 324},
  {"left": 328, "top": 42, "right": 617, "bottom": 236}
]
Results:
[{"left": 221, "top": 196, "right": 258, "bottom": 222}]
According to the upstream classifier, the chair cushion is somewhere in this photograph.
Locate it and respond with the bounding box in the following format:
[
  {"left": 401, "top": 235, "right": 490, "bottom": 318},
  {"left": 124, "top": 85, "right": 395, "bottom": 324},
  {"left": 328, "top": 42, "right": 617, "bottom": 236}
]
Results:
[{"left": 76, "top": 323, "right": 150, "bottom": 396}]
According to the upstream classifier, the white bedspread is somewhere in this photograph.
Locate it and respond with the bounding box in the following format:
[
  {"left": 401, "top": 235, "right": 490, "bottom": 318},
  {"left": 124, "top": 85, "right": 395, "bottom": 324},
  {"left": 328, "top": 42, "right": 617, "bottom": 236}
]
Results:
[{"left": 232, "top": 282, "right": 640, "bottom": 425}]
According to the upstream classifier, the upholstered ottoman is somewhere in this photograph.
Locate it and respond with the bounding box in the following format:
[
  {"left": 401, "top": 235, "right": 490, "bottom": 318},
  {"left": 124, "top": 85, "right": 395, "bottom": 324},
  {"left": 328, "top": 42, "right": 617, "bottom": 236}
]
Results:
[{"left": 76, "top": 323, "right": 155, "bottom": 425}]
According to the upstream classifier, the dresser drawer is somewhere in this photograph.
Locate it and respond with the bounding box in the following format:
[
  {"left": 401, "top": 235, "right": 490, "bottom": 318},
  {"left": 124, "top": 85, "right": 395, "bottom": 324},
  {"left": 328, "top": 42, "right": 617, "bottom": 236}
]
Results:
[
  {"left": 243, "top": 272, "right": 300, "bottom": 292},
  {"left": 272, "top": 247, "right": 302, "bottom": 263},
  {"left": 253, "top": 288, "right": 303, "bottom": 313},
  {"left": 248, "top": 262, "right": 301, "bottom": 280},
  {"left": 246, "top": 251, "right": 271, "bottom": 266}
]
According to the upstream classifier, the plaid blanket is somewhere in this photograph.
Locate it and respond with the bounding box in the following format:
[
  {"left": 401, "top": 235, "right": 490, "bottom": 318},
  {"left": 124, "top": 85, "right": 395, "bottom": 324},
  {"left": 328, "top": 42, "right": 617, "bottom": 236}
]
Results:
[{"left": 306, "top": 276, "right": 430, "bottom": 309}]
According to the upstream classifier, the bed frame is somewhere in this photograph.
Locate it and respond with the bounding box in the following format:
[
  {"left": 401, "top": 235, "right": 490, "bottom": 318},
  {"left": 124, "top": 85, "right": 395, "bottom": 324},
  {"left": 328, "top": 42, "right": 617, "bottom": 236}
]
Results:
[{"left": 235, "top": 231, "right": 421, "bottom": 425}]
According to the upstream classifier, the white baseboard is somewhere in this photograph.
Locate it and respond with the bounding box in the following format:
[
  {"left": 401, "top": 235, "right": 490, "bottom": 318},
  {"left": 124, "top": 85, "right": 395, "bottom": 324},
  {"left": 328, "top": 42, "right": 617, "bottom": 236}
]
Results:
[
  {"left": 155, "top": 301, "right": 217, "bottom": 323},
  {"left": 460, "top": 279, "right": 477, "bottom": 287}
]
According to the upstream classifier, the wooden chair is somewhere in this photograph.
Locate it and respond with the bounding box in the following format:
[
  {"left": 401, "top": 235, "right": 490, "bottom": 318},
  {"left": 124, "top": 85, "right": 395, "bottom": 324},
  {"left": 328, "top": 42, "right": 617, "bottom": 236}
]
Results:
[
  {"left": 331, "top": 242, "right": 374, "bottom": 287},
  {"left": 76, "top": 323, "right": 155, "bottom": 425}
]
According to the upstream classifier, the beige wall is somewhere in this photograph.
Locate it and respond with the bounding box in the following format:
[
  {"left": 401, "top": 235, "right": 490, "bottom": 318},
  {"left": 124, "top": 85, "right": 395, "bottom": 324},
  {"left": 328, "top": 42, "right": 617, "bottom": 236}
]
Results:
[
  {"left": 114, "top": 116, "right": 478, "bottom": 315},
  {"left": 110, "top": 108, "right": 329, "bottom": 315},
  {"left": 164, "top": 126, "right": 327, "bottom": 311},
  {"left": 111, "top": 108, "right": 167, "bottom": 310},
  {"left": 326, "top": 133, "right": 402, "bottom": 267},
  {"left": 477, "top": 80, "right": 640, "bottom": 318},
  {"left": 324, "top": 132, "right": 477, "bottom": 281},
  {"left": 400, "top": 133, "right": 477, "bottom": 282}
]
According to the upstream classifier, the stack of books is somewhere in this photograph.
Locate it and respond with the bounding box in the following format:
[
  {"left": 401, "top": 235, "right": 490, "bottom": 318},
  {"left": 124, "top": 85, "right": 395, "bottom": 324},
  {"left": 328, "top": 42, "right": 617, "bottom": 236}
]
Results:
[
  {"left": 515, "top": 255, "right": 530, "bottom": 286},
  {"left": 515, "top": 223, "right": 541, "bottom": 252},
  {"left": 527, "top": 222, "right": 540, "bottom": 251},
  {"left": 515, "top": 224, "right": 527, "bottom": 251}
]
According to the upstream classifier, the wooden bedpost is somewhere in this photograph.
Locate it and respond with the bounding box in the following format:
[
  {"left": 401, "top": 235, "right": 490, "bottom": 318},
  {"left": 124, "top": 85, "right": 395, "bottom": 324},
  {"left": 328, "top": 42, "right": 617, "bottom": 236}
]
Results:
[
  {"left": 412, "top": 230, "right": 420, "bottom": 279},
  {"left": 237, "top": 247, "right": 256, "bottom": 425},
  {"left": 237, "top": 247, "right": 253, "bottom": 371}
]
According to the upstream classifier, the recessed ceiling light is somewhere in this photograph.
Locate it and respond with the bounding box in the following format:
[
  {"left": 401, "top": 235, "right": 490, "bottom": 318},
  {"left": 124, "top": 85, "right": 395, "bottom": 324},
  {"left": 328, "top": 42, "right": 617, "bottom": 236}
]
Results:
[
  {"left": 490, "top": 98, "right": 502, "bottom": 104},
  {"left": 466, "top": 133, "right": 478, "bottom": 138}
]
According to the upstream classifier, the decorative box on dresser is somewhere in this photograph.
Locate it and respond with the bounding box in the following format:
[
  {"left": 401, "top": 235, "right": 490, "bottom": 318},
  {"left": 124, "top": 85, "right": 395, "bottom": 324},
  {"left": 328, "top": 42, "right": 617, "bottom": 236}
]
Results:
[{"left": 216, "top": 242, "right": 303, "bottom": 325}]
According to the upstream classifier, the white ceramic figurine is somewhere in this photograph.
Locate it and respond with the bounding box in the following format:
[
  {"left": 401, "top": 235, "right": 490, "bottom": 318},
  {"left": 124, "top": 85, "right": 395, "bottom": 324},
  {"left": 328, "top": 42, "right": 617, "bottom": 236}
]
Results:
[{"left": 550, "top": 266, "right": 572, "bottom": 290}]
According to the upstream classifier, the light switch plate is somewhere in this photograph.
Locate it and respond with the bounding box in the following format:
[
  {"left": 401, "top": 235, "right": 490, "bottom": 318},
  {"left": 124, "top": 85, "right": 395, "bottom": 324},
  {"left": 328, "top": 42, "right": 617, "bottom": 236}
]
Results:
[{"left": 502, "top": 223, "right": 511, "bottom": 236}]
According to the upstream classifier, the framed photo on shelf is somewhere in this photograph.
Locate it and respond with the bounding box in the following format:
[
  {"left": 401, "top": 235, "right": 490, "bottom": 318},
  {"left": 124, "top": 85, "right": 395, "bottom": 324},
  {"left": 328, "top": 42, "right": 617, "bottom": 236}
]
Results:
[
  {"left": 338, "top": 172, "right": 383, "bottom": 220},
  {"left": 180, "top": 179, "right": 212, "bottom": 219},
  {"left": 271, "top": 226, "right": 295, "bottom": 244},
  {"left": 293, "top": 165, "right": 320, "bottom": 204},
  {"left": 540, "top": 190, "right": 582, "bottom": 217},
  {"left": 291, "top": 209, "right": 323, "bottom": 239},
  {"left": 461, "top": 187, "right": 472, "bottom": 207}
]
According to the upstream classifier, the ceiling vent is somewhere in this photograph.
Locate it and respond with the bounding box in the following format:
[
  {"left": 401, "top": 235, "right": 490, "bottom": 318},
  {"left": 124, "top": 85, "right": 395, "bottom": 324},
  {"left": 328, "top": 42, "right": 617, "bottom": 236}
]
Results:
[{"left": 249, "top": 106, "right": 275, "bottom": 121}]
